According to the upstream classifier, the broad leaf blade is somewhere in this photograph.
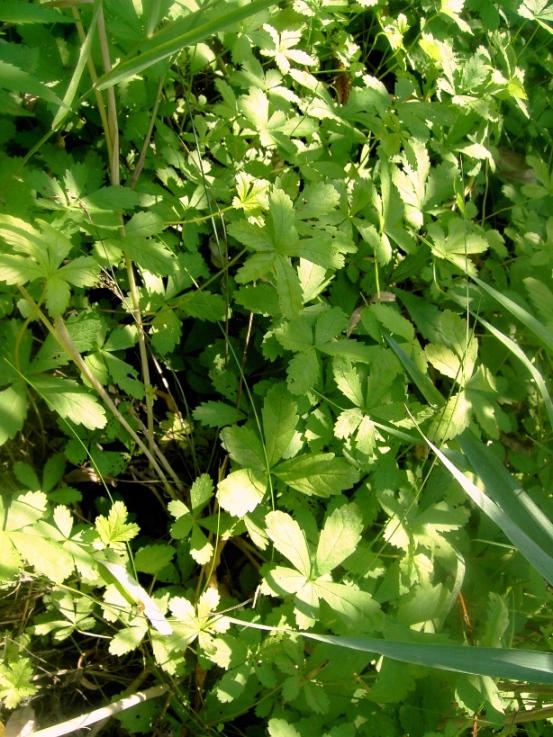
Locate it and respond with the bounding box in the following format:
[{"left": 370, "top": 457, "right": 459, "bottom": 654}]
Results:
[
  {"left": 262, "top": 384, "right": 298, "bottom": 467},
  {"left": 273, "top": 453, "right": 359, "bottom": 497},
  {"left": 316, "top": 504, "right": 363, "bottom": 575},
  {"left": 266, "top": 511, "right": 311, "bottom": 577}
]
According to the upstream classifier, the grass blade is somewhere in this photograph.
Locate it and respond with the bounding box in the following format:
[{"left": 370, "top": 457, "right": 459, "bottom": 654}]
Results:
[
  {"left": 458, "top": 429, "right": 553, "bottom": 553},
  {"left": 387, "top": 332, "right": 553, "bottom": 552},
  {"left": 225, "top": 618, "right": 553, "bottom": 684},
  {"left": 425, "top": 432, "right": 553, "bottom": 587},
  {"left": 472, "top": 275, "right": 553, "bottom": 351},
  {"left": 475, "top": 313, "right": 553, "bottom": 428},
  {"left": 385, "top": 334, "right": 445, "bottom": 407},
  {"left": 96, "top": 0, "right": 278, "bottom": 90},
  {"left": 52, "top": 0, "right": 101, "bottom": 130}
]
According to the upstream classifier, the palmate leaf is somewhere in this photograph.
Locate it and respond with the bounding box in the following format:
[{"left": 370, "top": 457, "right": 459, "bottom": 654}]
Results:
[
  {"left": 0, "top": 659, "right": 37, "bottom": 710},
  {"left": 388, "top": 335, "right": 553, "bottom": 555},
  {"left": 98, "top": 559, "right": 172, "bottom": 636}
]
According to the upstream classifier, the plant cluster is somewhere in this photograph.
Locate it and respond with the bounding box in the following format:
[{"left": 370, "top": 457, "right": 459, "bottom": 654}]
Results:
[{"left": 2, "top": 0, "right": 553, "bottom": 735}]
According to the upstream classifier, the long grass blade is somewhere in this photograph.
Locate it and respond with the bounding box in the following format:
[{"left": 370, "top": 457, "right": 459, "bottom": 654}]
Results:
[
  {"left": 475, "top": 313, "right": 553, "bottom": 428},
  {"left": 425, "top": 432, "right": 553, "bottom": 587},
  {"left": 388, "top": 334, "right": 553, "bottom": 559},
  {"left": 458, "top": 429, "right": 553, "bottom": 552},
  {"left": 96, "top": 0, "right": 278, "bottom": 90},
  {"left": 52, "top": 0, "right": 102, "bottom": 130},
  {"left": 225, "top": 618, "right": 553, "bottom": 684},
  {"left": 472, "top": 275, "right": 553, "bottom": 351}
]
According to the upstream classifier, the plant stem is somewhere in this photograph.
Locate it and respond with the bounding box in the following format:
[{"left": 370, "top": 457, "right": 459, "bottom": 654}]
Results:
[{"left": 17, "top": 286, "right": 183, "bottom": 499}]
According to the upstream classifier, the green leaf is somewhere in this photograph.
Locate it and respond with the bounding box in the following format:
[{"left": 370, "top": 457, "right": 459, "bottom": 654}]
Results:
[
  {"left": 221, "top": 425, "right": 266, "bottom": 470},
  {"left": 0, "top": 532, "right": 22, "bottom": 580},
  {"left": 95, "top": 501, "right": 140, "bottom": 546},
  {"left": 262, "top": 384, "right": 298, "bottom": 466},
  {"left": 44, "top": 275, "right": 70, "bottom": 316},
  {"left": 217, "top": 469, "right": 267, "bottom": 517},
  {"left": 150, "top": 310, "right": 182, "bottom": 355},
  {"left": 109, "top": 624, "right": 148, "bottom": 656},
  {"left": 181, "top": 291, "right": 227, "bottom": 321},
  {"left": 316, "top": 504, "right": 363, "bottom": 575},
  {"left": 286, "top": 348, "right": 320, "bottom": 395},
  {"left": 0, "top": 254, "right": 44, "bottom": 285},
  {"left": 216, "top": 663, "right": 251, "bottom": 703},
  {"left": 0, "top": 2, "right": 72, "bottom": 23},
  {"left": 425, "top": 433, "right": 553, "bottom": 587},
  {"left": 316, "top": 339, "right": 372, "bottom": 363},
  {"left": 122, "top": 237, "right": 175, "bottom": 276},
  {"left": 266, "top": 511, "right": 311, "bottom": 577},
  {"left": 98, "top": 560, "right": 172, "bottom": 635},
  {"left": 227, "top": 617, "right": 553, "bottom": 685},
  {"left": 472, "top": 275, "right": 553, "bottom": 352},
  {"left": 193, "top": 401, "right": 244, "bottom": 428},
  {"left": 0, "top": 659, "right": 37, "bottom": 709},
  {"left": 0, "top": 60, "right": 66, "bottom": 106},
  {"left": 134, "top": 545, "right": 175, "bottom": 575},
  {"left": 190, "top": 474, "right": 214, "bottom": 513},
  {"left": 125, "top": 211, "right": 165, "bottom": 237},
  {"left": 56, "top": 256, "right": 99, "bottom": 288},
  {"left": 273, "top": 454, "right": 359, "bottom": 497},
  {"left": 275, "top": 316, "right": 313, "bottom": 352},
  {"left": 82, "top": 186, "right": 140, "bottom": 212},
  {"left": 268, "top": 718, "right": 301, "bottom": 737},
  {"left": 4, "top": 491, "right": 48, "bottom": 530},
  {"left": 428, "top": 391, "right": 471, "bottom": 443},
  {"left": 190, "top": 524, "right": 214, "bottom": 565},
  {"left": 32, "top": 377, "right": 107, "bottom": 430},
  {"left": 274, "top": 256, "right": 303, "bottom": 319},
  {"left": 8, "top": 531, "right": 74, "bottom": 582},
  {"left": 333, "top": 358, "right": 364, "bottom": 407},
  {"left": 235, "top": 283, "right": 281, "bottom": 316},
  {"left": 458, "top": 430, "right": 553, "bottom": 557},
  {"left": 0, "top": 384, "right": 27, "bottom": 446}
]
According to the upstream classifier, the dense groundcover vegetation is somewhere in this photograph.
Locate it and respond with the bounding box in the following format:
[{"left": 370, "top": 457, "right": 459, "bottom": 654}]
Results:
[{"left": 4, "top": 0, "right": 553, "bottom": 734}]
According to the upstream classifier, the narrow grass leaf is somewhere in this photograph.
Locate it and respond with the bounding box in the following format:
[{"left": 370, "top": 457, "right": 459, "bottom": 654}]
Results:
[
  {"left": 52, "top": 0, "right": 101, "bottom": 129},
  {"left": 475, "top": 313, "right": 553, "bottom": 428},
  {"left": 458, "top": 429, "right": 553, "bottom": 554},
  {"left": 225, "top": 618, "right": 553, "bottom": 684},
  {"left": 385, "top": 335, "right": 445, "bottom": 406},
  {"left": 96, "top": 0, "right": 278, "bottom": 90},
  {"left": 472, "top": 275, "right": 553, "bottom": 351},
  {"left": 425, "top": 432, "right": 553, "bottom": 587}
]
